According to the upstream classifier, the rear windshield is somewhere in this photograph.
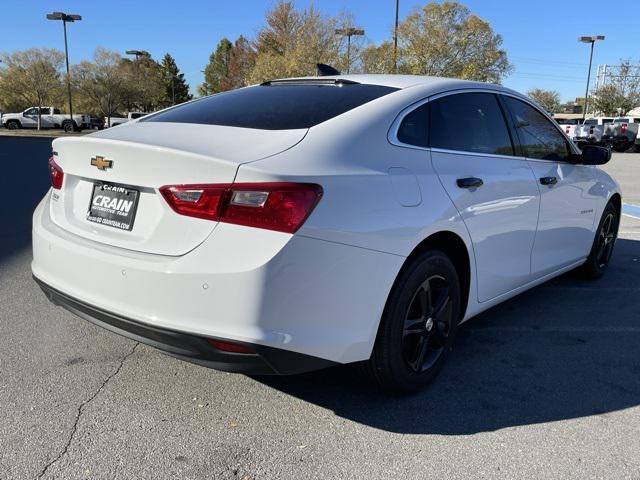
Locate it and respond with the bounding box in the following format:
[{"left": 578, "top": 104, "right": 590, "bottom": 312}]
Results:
[{"left": 142, "top": 82, "right": 398, "bottom": 130}]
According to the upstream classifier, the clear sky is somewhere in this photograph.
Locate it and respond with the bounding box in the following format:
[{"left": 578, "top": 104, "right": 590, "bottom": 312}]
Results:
[{"left": 1, "top": 0, "right": 636, "bottom": 101}]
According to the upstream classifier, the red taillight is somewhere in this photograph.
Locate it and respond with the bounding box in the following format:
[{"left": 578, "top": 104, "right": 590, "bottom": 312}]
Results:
[
  {"left": 206, "top": 338, "right": 255, "bottom": 354},
  {"left": 621, "top": 123, "right": 628, "bottom": 133},
  {"left": 160, "top": 182, "right": 323, "bottom": 234},
  {"left": 160, "top": 185, "right": 226, "bottom": 221},
  {"left": 48, "top": 156, "right": 64, "bottom": 189}
]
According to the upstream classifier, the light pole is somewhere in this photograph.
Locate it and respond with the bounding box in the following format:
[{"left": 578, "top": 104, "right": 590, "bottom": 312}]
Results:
[
  {"left": 46, "top": 12, "right": 81, "bottom": 123},
  {"left": 393, "top": 0, "right": 400, "bottom": 73},
  {"left": 335, "top": 27, "right": 365, "bottom": 74},
  {"left": 579, "top": 35, "right": 605, "bottom": 121},
  {"left": 125, "top": 50, "right": 150, "bottom": 61}
]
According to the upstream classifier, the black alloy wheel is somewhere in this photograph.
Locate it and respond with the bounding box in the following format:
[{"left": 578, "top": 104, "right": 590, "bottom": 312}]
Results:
[
  {"left": 578, "top": 201, "right": 618, "bottom": 279},
  {"left": 595, "top": 210, "right": 616, "bottom": 268},
  {"left": 402, "top": 275, "right": 453, "bottom": 373},
  {"left": 363, "top": 250, "right": 461, "bottom": 393}
]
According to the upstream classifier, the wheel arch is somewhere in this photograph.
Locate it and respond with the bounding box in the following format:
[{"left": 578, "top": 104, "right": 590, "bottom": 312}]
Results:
[
  {"left": 400, "top": 231, "right": 471, "bottom": 321},
  {"left": 609, "top": 192, "right": 621, "bottom": 214},
  {"left": 609, "top": 192, "right": 622, "bottom": 229}
]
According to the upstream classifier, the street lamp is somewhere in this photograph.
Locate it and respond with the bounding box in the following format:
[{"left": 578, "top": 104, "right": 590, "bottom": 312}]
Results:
[
  {"left": 579, "top": 35, "right": 605, "bottom": 121},
  {"left": 125, "top": 50, "right": 150, "bottom": 60},
  {"left": 46, "top": 12, "right": 81, "bottom": 123},
  {"left": 335, "top": 27, "right": 365, "bottom": 74}
]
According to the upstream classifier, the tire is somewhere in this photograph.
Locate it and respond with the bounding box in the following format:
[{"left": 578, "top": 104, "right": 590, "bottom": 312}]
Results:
[
  {"left": 6, "top": 120, "right": 20, "bottom": 130},
  {"left": 578, "top": 202, "right": 619, "bottom": 279},
  {"left": 363, "top": 250, "right": 461, "bottom": 393},
  {"left": 613, "top": 142, "right": 631, "bottom": 153},
  {"left": 62, "top": 121, "right": 76, "bottom": 133}
]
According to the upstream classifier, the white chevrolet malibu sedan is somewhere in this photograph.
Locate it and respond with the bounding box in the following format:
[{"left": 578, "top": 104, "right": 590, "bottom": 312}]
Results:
[{"left": 32, "top": 75, "right": 620, "bottom": 392}]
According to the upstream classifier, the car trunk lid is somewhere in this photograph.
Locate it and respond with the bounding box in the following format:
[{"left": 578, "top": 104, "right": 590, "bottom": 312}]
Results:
[{"left": 49, "top": 122, "right": 306, "bottom": 256}]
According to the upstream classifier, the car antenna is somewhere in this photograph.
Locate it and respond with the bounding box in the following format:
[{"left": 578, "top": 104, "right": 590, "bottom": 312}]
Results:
[{"left": 316, "top": 63, "right": 341, "bottom": 76}]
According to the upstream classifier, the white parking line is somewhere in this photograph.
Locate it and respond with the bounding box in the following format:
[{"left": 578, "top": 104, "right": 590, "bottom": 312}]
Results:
[
  {"left": 622, "top": 203, "right": 640, "bottom": 220},
  {"left": 470, "top": 326, "right": 640, "bottom": 333},
  {"left": 541, "top": 286, "right": 640, "bottom": 291}
]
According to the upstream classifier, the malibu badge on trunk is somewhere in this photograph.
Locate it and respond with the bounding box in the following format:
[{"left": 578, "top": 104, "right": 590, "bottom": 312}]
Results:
[{"left": 87, "top": 183, "right": 140, "bottom": 231}]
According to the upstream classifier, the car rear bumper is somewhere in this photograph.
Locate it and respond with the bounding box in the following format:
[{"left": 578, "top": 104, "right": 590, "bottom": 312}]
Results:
[
  {"left": 34, "top": 276, "right": 335, "bottom": 374},
  {"left": 32, "top": 193, "right": 403, "bottom": 366}
]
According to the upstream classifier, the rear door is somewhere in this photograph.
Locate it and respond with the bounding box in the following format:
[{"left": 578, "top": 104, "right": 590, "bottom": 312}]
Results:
[
  {"left": 39, "top": 108, "right": 54, "bottom": 128},
  {"left": 429, "top": 92, "right": 540, "bottom": 302},
  {"left": 501, "top": 96, "right": 598, "bottom": 276}
]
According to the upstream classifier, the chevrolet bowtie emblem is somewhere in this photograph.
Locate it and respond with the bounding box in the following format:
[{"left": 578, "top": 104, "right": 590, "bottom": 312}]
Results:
[{"left": 91, "top": 156, "right": 113, "bottom": 171}]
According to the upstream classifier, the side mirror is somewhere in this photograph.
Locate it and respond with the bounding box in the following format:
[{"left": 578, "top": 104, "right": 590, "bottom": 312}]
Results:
[{"left": 578, "top": 145, "right": 611, "bottom": 165}]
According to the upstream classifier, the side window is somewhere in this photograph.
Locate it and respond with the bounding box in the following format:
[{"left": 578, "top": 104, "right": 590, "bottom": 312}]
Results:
[
  {"left": 53, "top": 109, "right": 61, "bottom": 114},
  {"left": 503, "top": 97, "right": 570, "bottom": 161},
  {"left": 397, "top": 103, "right": 428, "bottom": 147},
  {"left": 429, "top": 93, "right": 514, "bottom": 156},
  {"left": 40, "top": 108, "right": 51, "bottom": 115},
  {"left": 25, "top": 108, "right": 38, "bottom": 115}
]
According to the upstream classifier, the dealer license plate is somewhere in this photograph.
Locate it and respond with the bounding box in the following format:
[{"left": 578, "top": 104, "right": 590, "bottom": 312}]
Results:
[{"left": 87, "top": 183, "right": 140, "bottom": 231}]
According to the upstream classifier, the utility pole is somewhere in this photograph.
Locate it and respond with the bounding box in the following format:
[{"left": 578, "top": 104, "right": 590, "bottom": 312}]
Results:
[
  {"left": 393, "top": 0, "right": 400, "bottom": 73},
  {"left": 335, "top": 28, "right": 365, "bottom": 74},
  {"left": 46, "top": 12, "right": 81, "bottom": 124},
  {"left": 579, "top": 35, "right": 605, "bottom": 120}
]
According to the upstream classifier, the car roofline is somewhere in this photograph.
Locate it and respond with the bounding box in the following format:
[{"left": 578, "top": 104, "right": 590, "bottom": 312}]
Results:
[{"left": 262, "top": 74, "right": 504, "bottom": 91}]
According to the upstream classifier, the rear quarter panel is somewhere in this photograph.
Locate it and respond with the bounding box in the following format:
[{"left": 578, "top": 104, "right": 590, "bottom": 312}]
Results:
[
  {"left": 236, "top": 86, "right": 478, "bottom": 321},
  {"left": 236, "top": 86, "right": 473, "bottom": 258}
]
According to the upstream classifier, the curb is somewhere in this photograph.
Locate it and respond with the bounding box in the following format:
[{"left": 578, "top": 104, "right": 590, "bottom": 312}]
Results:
[{"left": 0, "top": 130, "right": 91, "bottom": 139}]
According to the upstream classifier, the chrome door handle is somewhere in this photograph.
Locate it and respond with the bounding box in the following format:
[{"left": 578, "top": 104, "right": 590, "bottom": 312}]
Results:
[
  {"left": 456, "top": 177, "right": 484, "bottom": 189},
  {"left": 540, "top": 176, "right": 558, "bottom": 185}
]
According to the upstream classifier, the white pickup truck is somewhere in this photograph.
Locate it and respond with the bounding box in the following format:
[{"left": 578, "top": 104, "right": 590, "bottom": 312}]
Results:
[
  {"left": 554, "top": 118, "right": 580, "bottom": 141},
  {"left": 1, "top": 107, "right": 91, "bottom": 132},
  {"left": 104, "top": 112, "right": 147, "bottom": 128},
  {"left": 601, "top": 117, "right": 640, "bottom": 152},
  {"left": 573, "top": 117, "right": 614, "bottom": 147}
]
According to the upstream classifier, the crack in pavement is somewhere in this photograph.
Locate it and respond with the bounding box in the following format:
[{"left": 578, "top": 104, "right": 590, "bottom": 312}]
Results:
[{"left": 34, "top": 342, "right": 139, "bottom": 480}]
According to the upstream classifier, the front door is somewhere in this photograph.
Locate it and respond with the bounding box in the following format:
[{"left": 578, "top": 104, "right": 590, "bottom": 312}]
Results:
[
  {"left": 22, "top": 108, "right": 39, "bottom": 128},
  {"left": 429, "top": 92, "right": 540, "bottom": 302},
  {"left": 501, "top": 96, "right": 598, "bottom": 276}
]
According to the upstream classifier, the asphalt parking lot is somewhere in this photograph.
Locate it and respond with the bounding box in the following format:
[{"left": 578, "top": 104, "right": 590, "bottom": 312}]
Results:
[{"left": 1, "top": 136, "right": 639, "bottom": 479}]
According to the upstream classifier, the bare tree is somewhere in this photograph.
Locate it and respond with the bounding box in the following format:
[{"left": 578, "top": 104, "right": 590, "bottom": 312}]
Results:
[
  {"left": 0, "top": 48, "right": 64, "bottom": 129},
  {"left": 591, "top": 60, "right": 640, "bottom": 115}
]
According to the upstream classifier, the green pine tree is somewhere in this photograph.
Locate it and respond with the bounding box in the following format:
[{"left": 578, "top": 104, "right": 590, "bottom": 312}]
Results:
[
  {"left": 199, "top": 38, "right": 233, "bottom": 96},
  {"left": 160, "top": 53, "right": 192, "bottom": 107}
]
